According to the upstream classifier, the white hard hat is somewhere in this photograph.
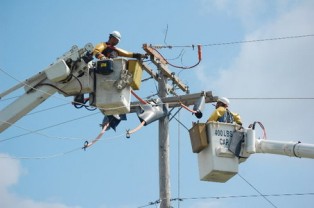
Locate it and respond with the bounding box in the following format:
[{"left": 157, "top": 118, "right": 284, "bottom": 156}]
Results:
[
  {"left": 110, "top": 31, "right": 121, "bottom": 41},
  {"left": 217, "top": 97, "right": 230, "bottom": 106}
]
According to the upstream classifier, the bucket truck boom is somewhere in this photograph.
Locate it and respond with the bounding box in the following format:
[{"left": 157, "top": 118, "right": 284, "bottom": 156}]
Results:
[
  {"left": 189, "top": 122, "right": 314, "bottom": 183},
  {"left": 0, "top": 43, "right": 94, "bottom": 133}
]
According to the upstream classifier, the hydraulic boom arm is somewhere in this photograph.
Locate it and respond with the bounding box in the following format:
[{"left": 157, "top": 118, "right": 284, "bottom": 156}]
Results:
[{"left": 0, "top": 43, "right": 94, "bottom": 133}]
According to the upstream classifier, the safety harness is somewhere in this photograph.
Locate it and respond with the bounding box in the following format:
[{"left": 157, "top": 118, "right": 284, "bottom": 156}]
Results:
[{"left": 218, "top": 109, "right": 234, "bottom": 123}]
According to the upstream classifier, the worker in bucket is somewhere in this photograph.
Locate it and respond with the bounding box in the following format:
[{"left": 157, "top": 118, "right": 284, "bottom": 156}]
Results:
[
  {"left": 207, "top": 97, "right": 242, "bottom": 125},
  {"left": 93, "top": 30, "right": 146, "bottom": 60}
]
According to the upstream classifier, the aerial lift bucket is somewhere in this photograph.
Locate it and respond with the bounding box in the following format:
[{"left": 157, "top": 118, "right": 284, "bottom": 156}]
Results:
[{"left": 190, "top": 122, "right": 240, "bottom": 183}]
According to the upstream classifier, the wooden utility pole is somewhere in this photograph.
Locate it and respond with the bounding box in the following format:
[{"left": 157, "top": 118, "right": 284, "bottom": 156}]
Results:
[
  {"left": 143, "top": 44, "right": 215, "bottom": 208},
  {"left": 158, "top": 68, "right": 171, "bottom": 208}
]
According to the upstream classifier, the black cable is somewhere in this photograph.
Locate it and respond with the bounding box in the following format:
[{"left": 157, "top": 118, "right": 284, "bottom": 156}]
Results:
[
  {"left": 238, "top": 174, "right": 278, "bottom": 208},
  {"left": 35, "top": 83, "right": 70, "bottom": 96},
  {"left": 0, "top": 112, "right": 100, "bottom": 143},
  {"left": 152, "top": 34, "right": 314, "bottom": 48},
  {"left": 0, "top": 95, "right": 22, "bottom": 101},
  {"left": 138, "top": 192, "right": 314, "bottom": 208},
  {"left": 179, "top": 192, "right": 314, "bottom": 200},
  {"left": 172, "top": 116, "right": 189, "bottom": 131},
  {"left": 203, "top": 34, "right": 314, "bottom": 47},
  {"left": 0, "top": 147, "right": 82, "bottom": 160},
  {"left": 26, "top": 103, "right": 69, "bottom": 116}
]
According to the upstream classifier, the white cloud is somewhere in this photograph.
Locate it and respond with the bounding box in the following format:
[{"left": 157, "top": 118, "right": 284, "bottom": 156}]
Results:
[
  {"left": 201, "top": 1, "right": 314, "bottom": 141},
  {"left": 0, "top": 154, "right": 20, "bottom": 188},
  {"left": 0, "top": 154, "right": 80, "bottom": 208},
  {"left": 213, "top": 1, "right": 314, "bottom": 96},
  {"left": 222, "top": 0, "right": 268, "bottom": 28},
  {"left": 199, "top": 0, "right": 312, "bottom": 30}
]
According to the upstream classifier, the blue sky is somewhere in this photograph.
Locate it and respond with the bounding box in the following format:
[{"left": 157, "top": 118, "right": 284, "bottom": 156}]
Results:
[{"left": 1, "top": 0, "right": 314, "bottom": 208}]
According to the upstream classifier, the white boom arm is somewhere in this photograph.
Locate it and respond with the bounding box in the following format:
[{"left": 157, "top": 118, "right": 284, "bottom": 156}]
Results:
[
  {"left": 244, "top": 128, "right": 314, "bottom": 159},
  {"left": 0, "top": 43, "right": 94, "bottom": 133},
  {"left": 255, "top": 139, "right": 314, "bottom": 159}
]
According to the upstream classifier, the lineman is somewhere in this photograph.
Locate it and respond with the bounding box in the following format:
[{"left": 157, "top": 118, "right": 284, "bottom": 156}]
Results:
[
  {"left": 207, "top": 97, "right": 242, "bottom": 125},
  {"left": 93, "top": 31, "right": 146, "bottom": 60}
]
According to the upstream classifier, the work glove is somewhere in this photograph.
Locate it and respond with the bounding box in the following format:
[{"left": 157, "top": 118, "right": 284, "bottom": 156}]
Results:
[{"left": 133, "top": 53, "right": 147, "bottom": 60}]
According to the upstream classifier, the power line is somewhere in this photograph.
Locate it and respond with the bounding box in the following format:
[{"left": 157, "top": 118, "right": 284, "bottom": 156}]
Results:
[
  {"left": 0, "top": 147, "right": 82, "bottom": 160},
  {"left": 151, "top": 34, "right": 314, "bottom": 49},
  {"left": 0, "top": 112, "right": 100, "bottom": 142},
  {"left": 138, "top": 192, "right": 314, "bottom": 208},
  {"left": 238, "top": 174, "right": 278, "bottom": 208},
  {"left": 203, "top": 34, "right": 314, "bottom": 47},
  {"left": 0, "top": 67, "right": 143, "bottom": 113},
  {"left": 26, "top": 103, "right": 69, "bottom": 116},
  {"left": 0, "top": 95, "right": 22, "bottom": 101},
  {"left": 180, "top": 192, "right": 314, "bottom": 200}
]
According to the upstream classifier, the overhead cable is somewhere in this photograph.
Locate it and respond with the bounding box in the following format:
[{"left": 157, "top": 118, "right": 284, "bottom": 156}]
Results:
[
  {"left": 0, "top": 112, "right": 100, "bottom": 143},
  {"left": 126, "top": 90, "right": 149, "bottom": 138},
  {"left": 238, "top": 174, "right": 278, "bottom": 208},
  {"left": 138, "top": 192, "right": 314, "bottom": 208},
  {"left": 0, "top": 67, "right": 142, "bottom": 114},
  {"left": 83, "top": 122, "right": 109, "bottom": 150},
  {"left": 0, "top": 147, "right": 82, "bottom": 160},
  {"left": 150, "top": 34, "right": 314, "bottom": 49}
]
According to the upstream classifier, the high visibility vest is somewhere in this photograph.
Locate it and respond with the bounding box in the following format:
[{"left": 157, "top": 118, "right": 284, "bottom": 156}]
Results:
[{"left": 218, "top": 109, "right": 234, "bottom": 123}]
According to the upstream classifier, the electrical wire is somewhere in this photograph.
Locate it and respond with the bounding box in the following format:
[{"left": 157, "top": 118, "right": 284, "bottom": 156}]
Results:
[
  {"left": 26, "top": 103, "right": 69, "bottom": 116},
  {"left": 238, "top": 174, "right": 278, "bottom": 208},
  {"left": 126, "top": 121, "right": 146, "bottom": 138},
  {"left": 171, "top": 116, "right": 189, "bottom": 131},
  {"left": 179, "top": 102, "right": 198, "bottom": 114},
  {"left": 0, "top": 147, "right": 82, "bottom": 160},
  {"left": 248, "top": 121, "right": 267, "bottom": 139},
  {"left": 2, "top": 66, "right": 310, "bottom": 143},
  {"left": 83, "top": 122, "right": 109, "bottom": 150},
  {"left": 138, "top": 192, "right": 314, "bottom": 208},
  {"left": 0, "top": 120, "right": 86, "bottom": 142},
  {"left": 0, "top": 67, "right": 138, "bottom": 114},
  {"left": 150, "top": 34, "right": 314, "bottom": 49},
  {"left": 0, "top": 130, "right": 127, "bottom": 160},
  {"left": 0, "top": 112, "right": 100, "bottom": 143},
  {"left": 151, "top": 45, "right": 202, "bottom": 69},
  {"left": 0, "top": 94, "right": 23, "bottom": 101},
  {"left": 126, "top": 90, "right": 149, "bottom": 138},
  {"left": 0, "top": 67, "right": 147, "bottom": 138}
]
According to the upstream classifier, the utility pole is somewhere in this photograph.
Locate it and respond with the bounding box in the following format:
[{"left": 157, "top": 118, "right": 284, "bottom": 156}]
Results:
[
  {"left": 143, "top": 44, "right": 203, "bottom": 208},
  {"left": 143, "top": 44, "right": 186, "bottom": 208},
  {"left": 158, "top": 68, "right": 171, "bottom": 208}
]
